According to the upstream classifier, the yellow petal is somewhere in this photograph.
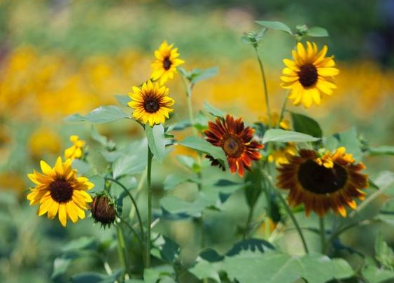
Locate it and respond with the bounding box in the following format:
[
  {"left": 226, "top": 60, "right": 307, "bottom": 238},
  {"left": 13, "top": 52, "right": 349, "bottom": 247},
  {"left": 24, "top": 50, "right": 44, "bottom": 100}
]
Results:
[
  {"left": 66, "top": 202, "right": 79, "bottom": 223},
  {"left": 40, "top": 160, "right": 54, "bottom": 176},
  {"left": 58, "top": 204, "right": 67, "bottom": 227},
  {"left": 54, "top": 157, "right": 64, "bottom": 175},
  {"left": 318, "top": 67, "right": 340, "bottom": 77}
]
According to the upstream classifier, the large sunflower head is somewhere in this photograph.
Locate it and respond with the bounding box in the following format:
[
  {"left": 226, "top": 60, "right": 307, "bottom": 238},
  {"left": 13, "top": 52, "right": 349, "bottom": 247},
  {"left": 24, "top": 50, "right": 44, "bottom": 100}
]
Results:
[
  {"left": 281, "top": 41, "right": 339, "bottom": 108},
  {"left": 204, "top": 115, "right": 263, "bottom": 177},
  {"left": 151, "top": 41, "right": 185, "bottom": 85},
  {"left": 64, "top": 135, "right": 86, "bottom": 160},
  {"left": 128, "top": 80, "right": 174, "bottom": 127},
  {"left": 27, "top": 157, "right": 94, "bottom": 227},
  {"left": 277, "top": 147, "right": 368, "bottom": 217}
]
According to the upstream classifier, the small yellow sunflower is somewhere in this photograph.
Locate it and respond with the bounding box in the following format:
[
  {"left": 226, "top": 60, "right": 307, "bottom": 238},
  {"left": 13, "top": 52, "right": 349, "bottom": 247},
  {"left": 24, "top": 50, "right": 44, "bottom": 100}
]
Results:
[
  {"left": 27, "top": 157, "right": 93, "bottom": 227},
  {"left": 281, "top": 41, "right": 339, "bottom": 108},
  {"left": 277, "top": 147, "right": 368, "bottom": 217},
  {"left": 64, "top": 135, "right": 85, "bottom": 160},
  {"left": 151, "top": 41, "right": 185, "bottom": 85},
  {"left": 128, "top": 80, "right": 174, "bottom": 126}
]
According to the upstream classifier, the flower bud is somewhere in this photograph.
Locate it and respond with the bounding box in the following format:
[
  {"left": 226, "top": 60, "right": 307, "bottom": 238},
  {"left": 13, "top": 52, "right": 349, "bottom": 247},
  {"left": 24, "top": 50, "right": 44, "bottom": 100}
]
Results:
[{"left": 91, "top": 195, "right": 116, "bottom": 227}]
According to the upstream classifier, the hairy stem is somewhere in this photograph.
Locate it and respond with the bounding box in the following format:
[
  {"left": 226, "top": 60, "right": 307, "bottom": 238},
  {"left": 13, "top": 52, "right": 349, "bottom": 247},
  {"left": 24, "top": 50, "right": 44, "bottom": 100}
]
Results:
[{"left": 146, "top": 147, "right": 153, "bottom": 268}]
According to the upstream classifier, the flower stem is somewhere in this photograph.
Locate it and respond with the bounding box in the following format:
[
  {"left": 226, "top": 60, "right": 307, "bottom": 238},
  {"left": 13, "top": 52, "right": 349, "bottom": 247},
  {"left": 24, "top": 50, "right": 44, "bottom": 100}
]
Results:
[
  {"left": 319, "top": 216, "right": 327, "bottom": 254},
  {"left": 243, "top": 204, "right": 255, "bottom": 240},
  {"left": 116, "top": 224, "right": 128, "bottom": 278},
  {"left": 146, "top": 147, "right": 153, "bottom": 268},
  {"left": 276, "top": 91, "right": 289, "bottom": 129},
  {"left": 106, "top": 177, "right": 144, "bottom": 243},
  {"left": 261, "top": 169, "right": 309, "bottom": 254},
  {"left": 254, "top": 46, "right": 271, "bottom": 128}
]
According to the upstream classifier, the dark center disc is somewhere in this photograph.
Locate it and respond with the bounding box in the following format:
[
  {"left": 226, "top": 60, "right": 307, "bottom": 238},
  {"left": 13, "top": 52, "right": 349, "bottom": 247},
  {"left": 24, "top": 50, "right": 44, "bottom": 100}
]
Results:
[
  {"left": 223, "top": 136, "right": 244, "bottom": 158},
  {"left": 50, "top": 178, "right": 73, "bottom": 203},
  {"left": 298, "top": 63, "right": 318, "bottom": 87},
  {"left": 144, "top": 97, "right": 160, "bottom": 113},
  {"left": 298, "top": 160, "right": 348, "bottom": 194},
  {"left": 163, "top": 57, "right": 172, "bottom": 70}
]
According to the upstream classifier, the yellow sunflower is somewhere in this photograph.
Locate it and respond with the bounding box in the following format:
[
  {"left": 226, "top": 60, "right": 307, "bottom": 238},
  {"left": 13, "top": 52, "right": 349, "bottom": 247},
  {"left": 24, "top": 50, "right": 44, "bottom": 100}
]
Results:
[
  {"left": 27, "top": 157, "right": 94, "bottom": 227},
  {"left": 281, "top": 41, "right": 339, "bottom": 108},
  {"left": 277, "top": 147, "right": 368, "bottom": 217},
  {"left": 64, "top": 135, "right": 86, "bottom": 160},
  {"left": 151, "top": 41, "right": 185, "bottom": 85},
  {"left": 128, "top": 80, "right": 174, "bottom": 126}
]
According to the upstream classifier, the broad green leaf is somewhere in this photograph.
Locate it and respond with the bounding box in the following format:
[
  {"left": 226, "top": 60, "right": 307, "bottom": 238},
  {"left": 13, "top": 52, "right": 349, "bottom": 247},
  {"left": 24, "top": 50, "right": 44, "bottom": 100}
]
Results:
[
  {"left": 88, "top": 175, "right": 105, "bottom": 194},
  {"left": 65, "top": 106, "right": 130, "bottom": 123},
  {"left": 163, "top": 174, "right": 198, "bottom": 191},
  {"left": 204, "top": 101, "right": 225, "bottom": 118},
  {"left": 244, "top": 169, "right": 263, "bottom": 209},
  {"left": 72, "top": 159, "right": 93, "bottom": 175},
  {"left": 226, "top": 239, "right": 274, "bottom": 257},
  {"left": 152, "top": 235, "right": 180, "bottom": 263},
  {"left": 214, "top": 179, "right": 242, "bottom": 187},
  {"left": 114, "top": 94, "right": 131, "bottom": 107},
  {"left": 221, "top": 252, "right": 353, "bottom": 283},
  {"left": 112, "top": 140, "right": 148, "bottom": 178},
  {"left": 160, "top": 195, "right": 215, "bottom": 218},
  {"left": 375, "top": 234, "right": 394, "bottom": 269},
  {"left": 91, "top": 126, "right": 108, "bottom": 146},
  {"left": 189, "top": 67, "right": 218, "bottom": 84},
  {"left": 189, "top": 260, "right": 221, "bottom": 283},
  {"left": 369, "top": 145, "right": 394, "bottom": 156},
  {"left": 306, "top": 26, "right": 329, "bottom": 37},
  {"left": 256, "top": 20, "right": 292, "bottom": 34},
  {"left": 374, "top": 171, "right": 394, "bottom": 197},
  {"left": 362, "top": 264, "right": 394, "bottom": 283},
  {"left": 71, "top": 273, "right": 105, "bottom": 283},
  {"left": 178, "top": 136, "right": 227, "bottom": 168},
  {"left": 52, "top": 257, "right": 74, "bottom": 279},
  {"left": 145, "top": 124, "right": 166, "bottom": 162},
  {"left": 144, "top": 266, "right": 174, "bottom": 283},
  {"left": 324, "top": 136, "right": 339, "bottom": 152},
  {"left": 263, "top": 129, "right": 320, "bottom": 143},
  {"left": 336, "top": 127, "right": 362, "bottom": 160},
  {"left": 291, "top": 112, "right": 323, "bottom": 138},
  {"left": 176, "top": 155, "right": 200, "bottom": 172}
]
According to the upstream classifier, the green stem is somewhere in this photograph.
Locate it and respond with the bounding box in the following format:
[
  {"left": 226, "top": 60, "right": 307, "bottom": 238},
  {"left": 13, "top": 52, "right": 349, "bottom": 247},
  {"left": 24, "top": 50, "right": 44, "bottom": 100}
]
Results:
[
  {"left": 146, "top": 147, "right": 154, "bottom": 268},
  {"left": 118, "top": 217, "right": 144, "bottom": 253},
  {"left": 276, "top": 91, "right": 289, "bottom": 129},
  {"left": 243, "top": 204, "right": 255, "bottom": 240},
  {"left": 254, "top": 46, "right": 271, "bottom": 127},
  {"left": 106, "top": 177, "right": 144, "bottom": 243},
  {"left": 319, "top": 216, "right": 326, "bottom": 254},
  {"left": 261, "top": 170, "right": 309, "bottom": 254},
  {"left": 116, "top": 224, "right": 128, "bottom": 278}
]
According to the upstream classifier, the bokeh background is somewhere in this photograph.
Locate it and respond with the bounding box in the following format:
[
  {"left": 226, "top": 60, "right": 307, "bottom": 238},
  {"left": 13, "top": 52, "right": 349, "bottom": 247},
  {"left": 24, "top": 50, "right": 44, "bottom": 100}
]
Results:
[{"left": 1, "top": 0, "right": 394, "bottom": 282}]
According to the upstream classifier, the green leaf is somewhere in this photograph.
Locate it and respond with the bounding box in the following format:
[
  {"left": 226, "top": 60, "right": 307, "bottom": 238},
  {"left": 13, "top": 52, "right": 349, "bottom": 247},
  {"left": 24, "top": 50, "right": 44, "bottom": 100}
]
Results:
[
  {"left": 263, "top": 129, "right": 320, "bottom": 143},
  {"left": 369, "top": 145, "right": 394, "bottom": 156},
  {"left": 160, "top": 195, "right": 215, "bottom": 218},
  {"left": 112, "top": 140, "right": 148, "bottom": 179},
  {"left": 62, "top": 237, "right": 96, "bottom": 253},
  {"left": 72, "top": 159, "right": 93, "bottom": 175},
  {"left": 204, "top": 101, "right": 226, "bottom": 118},
  {"left": 114, "top": 94, "right": 131, "bottom": 107},
  {"left": 336, "top": 127, "right": 363, "bottom": 160},
  {"left": 91, "top": 126, "right": 108, "bottom": 146},
  {"left": 244, "top": 169, "right": 263, "bottom": 209},
  {"left": 221, "top": 252, "right": 353, "bottom": 283},
  {"left": 189, "top": 260, "right": 221, "bottom": 283},
  {"left": 71, "top": 273, "right": 105, "bottom": 283},
  {"left": 65, "top": 106, "right": 130, "bottom": 124},
  {"left": 374, "top": 171, "right": 394, "bottom": 196},
  {"left": 256, "top": 20, "right": 292, "bottom": 34},
  {"left": 163, "top": 174, "right": 198, "bottom": 191},
  {"left": 52, "top": 257, "right": 74, "bottom": 279},
  {"left": 176, "top": 155, "right": 200, "bottom": 172},
  {"left": 375, "top": 234, "right": 394, "bottom": 269},
  {"left": 306, "top": 26, "right": 329, "bottom": 37},
  {"left": 226, "top": 239, "right": 274, "bottom": 256},
  {"left": 291, "top": 112, "right": 323, "bottom": 138},
  {"left": 178, "top": 136, "right": 227, "bottom": 169},
  {"left": 145, "top": 124, "right": 166, "bottom": 162},
  {"left": 152, "top": 235, "right": 180, "bottom": 263},
  {"left": 189, "top": 67, "right": 218, "bottom": 84},
  {"left": 362, "top": 264, "right": 394, "bottom": 283},
  {"left": 144, "top": 266, "right": 174, "bottom": 283}
]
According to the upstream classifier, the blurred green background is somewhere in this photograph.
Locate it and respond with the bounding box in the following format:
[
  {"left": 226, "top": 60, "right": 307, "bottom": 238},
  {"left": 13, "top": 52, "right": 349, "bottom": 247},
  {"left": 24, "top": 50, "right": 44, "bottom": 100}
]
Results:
[{"left": 0, "top": 0, "right": 394, "bottom": 282}]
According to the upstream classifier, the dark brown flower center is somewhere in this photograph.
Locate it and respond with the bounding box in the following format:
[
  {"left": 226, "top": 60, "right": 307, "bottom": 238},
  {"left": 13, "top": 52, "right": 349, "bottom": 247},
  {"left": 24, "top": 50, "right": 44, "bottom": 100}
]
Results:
[
  {"left": 222, "top": 135, "right": 244, "bottom": 158},
  {"left": 298, "top": 160, "right": 348, "bottom": 194},
  {"left": 143, "top": 96, "right": 160, "bottom": 113},
  {"left": 163, "top": 57, "right": 172, "bottom": 70},
  {"left": 298, "top": 63, "right": 318, "bottom": 87},
  {"left": 50, "top": 178, "right": 73, "bottom": 203}
]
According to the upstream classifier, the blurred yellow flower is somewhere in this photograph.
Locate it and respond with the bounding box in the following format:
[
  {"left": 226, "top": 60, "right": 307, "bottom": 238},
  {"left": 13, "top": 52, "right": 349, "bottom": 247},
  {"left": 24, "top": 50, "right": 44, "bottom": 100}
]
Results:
[
  {"left": 64, "top": 135, "right": 86, "bottom": 160},
  {"left": 151, "top": 41, "right": 184, "bottom": 85},
  {"left": 259, "top": 112, "right": 290, "bottom": 130},
  {"left": 29, "top": 127, "right": 61, "bottom": 160},
  {"left": 128, "top": 80, "right": 174, "bottom": 126},
  {"left": 281, "top": 42, "right": 339, "bottom": 108},
  {"left": 268, "top": 143, "right": 296, "bottom": 165},
  {"left": 27, "top": 157, "right": 94, "bottom": 227}
]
